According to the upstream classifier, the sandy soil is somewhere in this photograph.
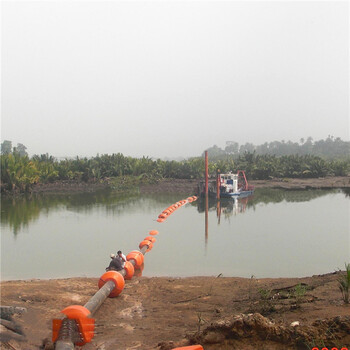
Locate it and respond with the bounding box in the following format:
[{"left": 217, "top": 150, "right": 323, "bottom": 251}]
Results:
[{"left": 1, "top": 176, "right": 349, "bottom": 350}]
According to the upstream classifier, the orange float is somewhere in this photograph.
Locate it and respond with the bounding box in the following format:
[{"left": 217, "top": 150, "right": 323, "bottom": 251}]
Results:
[
  {"left": 139, "top": 239, "right": 153, "bottom": 252},
  {"left": 144, "top": 236, "right": 156, "bottom": 243},
  {"left": 157, "top": 195, "right": 197, "bottom": 221},
  {"left": 126, "top": 250, "right": 144, "bottom": 268},
  {"left": 123, "top": 261, "right": 135, "bottom": 280},
  {"left": 149, "top": 230, "right": 159, "bottom": 235},
  {"left": 53, "top": 305, "right": 95, "bottom": 345},
  {"left": 98, "top": 271, "right": 125, "bottom": 297}
]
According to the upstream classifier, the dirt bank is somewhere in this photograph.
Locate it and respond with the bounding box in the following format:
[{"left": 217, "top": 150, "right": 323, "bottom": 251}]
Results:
[
  {"left": 1, "top": 272, "right": 349, "bottom": 350},
  {"left": 26, "top": 176, "right": 350, "bottom": 195},
  {"left": 249, "top": 176, "right": 350, "bottom": 190},
  {"left": 140, "top": 176, "right": 350, "bottom": 194}
]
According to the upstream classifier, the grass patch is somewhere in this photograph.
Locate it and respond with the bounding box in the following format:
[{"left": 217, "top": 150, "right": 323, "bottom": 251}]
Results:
[
  {"left": 293, "top": 283, "right": 307, "bottom": 308},
  {"left": 338, "top": 262, "right": 350, "bottom": 304}
]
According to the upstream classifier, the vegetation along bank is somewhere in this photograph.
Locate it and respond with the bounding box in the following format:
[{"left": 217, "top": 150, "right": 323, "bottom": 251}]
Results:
[{"left": 1, "top": 137, "right": 350, "bottom": 194}]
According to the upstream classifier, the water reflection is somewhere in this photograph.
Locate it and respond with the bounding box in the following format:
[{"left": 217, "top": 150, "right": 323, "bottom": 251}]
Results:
[
  {"left": 197, "top": 188, "right": 342, "bottom": 214},
  {"left": 0, "top": 188, "right": 346, "bottom": 236},
  {"left": 1, "top": 190, "right": 181, "bottom": 235},
  {"left": 1, "top": 187, "right": 348, "bottom": 280},
  {"left": 198, "top": 188, "right": 345, "bottom": 245}
]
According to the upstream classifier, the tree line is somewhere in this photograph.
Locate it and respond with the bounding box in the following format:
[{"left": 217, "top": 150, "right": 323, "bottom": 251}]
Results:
[
  {"left": 205, "top": 136, "right": 350, "bottom": 159},
  {"left": 1, "top": 138, "right": 349, "bottom": 193}
]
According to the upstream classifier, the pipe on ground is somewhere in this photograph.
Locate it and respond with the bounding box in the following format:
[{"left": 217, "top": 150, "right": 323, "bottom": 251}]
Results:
[{"left": 55, "top": 246, "right": 148, "bottom": 350}]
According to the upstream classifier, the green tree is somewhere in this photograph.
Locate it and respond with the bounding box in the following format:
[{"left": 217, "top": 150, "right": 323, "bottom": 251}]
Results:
[
  {"left": 1, "top": 140, "right": 12, "bottom": 155},
  {"left": 202, "top": 145, "right": 226, "bottom": 158},
  {"left": 13, "top": 143, "right": 28, "bottom": 157},
  {"left": 225, "top": 141, "right": 239, "bottom": 155}
]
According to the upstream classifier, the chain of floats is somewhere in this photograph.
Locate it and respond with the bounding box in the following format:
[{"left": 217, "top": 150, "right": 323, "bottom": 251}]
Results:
[
  {"left": 156, "top": 196, "right": 197, "bottom": 223},
  {"left": 53, "top": 196, "right": 200, "bottom": 350}
]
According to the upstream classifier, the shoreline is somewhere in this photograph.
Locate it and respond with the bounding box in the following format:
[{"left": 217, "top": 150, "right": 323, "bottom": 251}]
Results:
[{"left": 0, "top": 268, "right": 345, "bottom": 283}]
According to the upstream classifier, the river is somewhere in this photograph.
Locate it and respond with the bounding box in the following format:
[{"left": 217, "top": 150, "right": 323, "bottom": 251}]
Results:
[{"left": 1, "top": 188, "right": 349, "bottom": 280}]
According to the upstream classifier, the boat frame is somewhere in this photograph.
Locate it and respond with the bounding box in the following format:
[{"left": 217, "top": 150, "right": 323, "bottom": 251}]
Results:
[
  {"left": 218, "top": 170, "right": 254, "bottom": 198},
  {"left": 198, "top": 170, "right": 254, "bottom": 199}
]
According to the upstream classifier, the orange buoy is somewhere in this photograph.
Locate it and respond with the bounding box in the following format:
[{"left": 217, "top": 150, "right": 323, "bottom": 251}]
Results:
[
  {"left": 158, "top": 213, "right": 167, "bottom": 219},
  {"left": 157, "top": 218, "right": 164, "bottom": 223},
  {"left": 61, "top": 305, "right": 91, "bottom": 318},
  {"left": 144, "top": 236, "right": 156, "bottom": 243},
  {"left": 124, "top": 261, "right": 134, "bottom": 280},
  {"left": 55, "top": 305, "right": 94, "bottom": 345},
  {"left": 139, "top": 239, "right": 153, "bottom": 252},
  {"left": 126, "top": 250, "right": 144, "bottom": 268},
  {"left": 149, "top": 230, "right": 159, "bottom": 235},
  {"left": 98, "top": 271, "right": 125, "bottom": 297}
]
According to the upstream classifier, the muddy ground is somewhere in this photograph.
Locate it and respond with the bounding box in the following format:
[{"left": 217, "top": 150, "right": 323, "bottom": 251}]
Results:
[{"left": 1, "top": 176, "right": 350, "bottom": 350}]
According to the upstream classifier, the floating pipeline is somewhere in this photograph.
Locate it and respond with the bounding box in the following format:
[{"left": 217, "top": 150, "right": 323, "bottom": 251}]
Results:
[
  {"left": 157, "top": 196, "right": 198, "bottom": 223},
  {"left": 53, "top": 231, "right": 156, "bottom": 350}
]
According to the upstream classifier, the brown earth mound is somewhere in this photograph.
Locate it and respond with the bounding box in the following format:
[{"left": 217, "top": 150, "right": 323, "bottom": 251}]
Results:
[{"left": 160, "top": 313, "right": 350, "bottom": 350}]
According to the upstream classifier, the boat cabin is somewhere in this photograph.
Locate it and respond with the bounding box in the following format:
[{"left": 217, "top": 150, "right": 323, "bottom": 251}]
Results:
[{"left": 219, "top": 172, "right": 239, "bottom": 193}]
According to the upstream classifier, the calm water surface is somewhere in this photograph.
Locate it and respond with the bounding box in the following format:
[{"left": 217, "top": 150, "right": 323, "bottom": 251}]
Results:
[{"left": 1, "top": 188, "right": 349, "bottom": 280}]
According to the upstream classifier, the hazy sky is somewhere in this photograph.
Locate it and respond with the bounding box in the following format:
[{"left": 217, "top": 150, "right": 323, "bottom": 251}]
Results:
[{"left": 1, "top": 1, "right": 349, "bottom": 159}]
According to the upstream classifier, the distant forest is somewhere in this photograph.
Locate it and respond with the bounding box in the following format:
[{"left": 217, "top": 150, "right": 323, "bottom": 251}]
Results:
[
  {"left": 204, "top": 136, "right": 350, "bottom": 159},
  {"left": 1, "top": 137, "right": 349, "bottom": 193}
]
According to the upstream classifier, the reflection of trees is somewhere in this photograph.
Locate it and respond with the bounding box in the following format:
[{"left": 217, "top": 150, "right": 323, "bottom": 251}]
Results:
[
  {"left": 341, "top": 188, "right": 350, "bottom": 197},
  {"left": 1, "top": 196, "right": 41, "bottom": 236},
  {"left": 1, "top": 190, "right": 139, "bottom": 235},
  {"left": 1, "top": 191, "right": 193, "bottom": 236},
  {"left": 2, "top": 188, "right": 346, "bottom": 236},
  {"left": 248, "top": 188, "right": 340, "bottom": 206}
]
